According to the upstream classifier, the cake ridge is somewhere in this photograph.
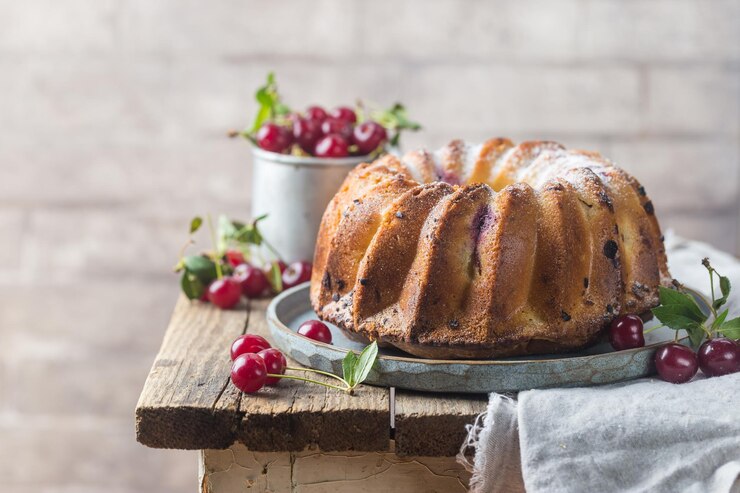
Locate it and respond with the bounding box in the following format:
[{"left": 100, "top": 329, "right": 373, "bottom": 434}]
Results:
[{"left": 310, "top": 139, "right": 670, "bottom": 359}]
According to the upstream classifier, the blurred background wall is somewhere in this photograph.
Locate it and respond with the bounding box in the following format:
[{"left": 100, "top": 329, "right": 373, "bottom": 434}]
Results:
[{"left": 1, "top": 1, "right": 738, "bottom": 491}]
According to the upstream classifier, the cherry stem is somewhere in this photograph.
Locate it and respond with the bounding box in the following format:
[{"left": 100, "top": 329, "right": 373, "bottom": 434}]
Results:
[
  {"left": 285, "top": 366, "right": 347, "bottom": 385},
  {"left": 177, "top": 238, "right": 194, "bottom": 262},
  {"left": 643, "top": 324, "right": 665, "bottom": 335},
  {"left": 261, "top": 237, "right": 284, "bottom": 263},
  {"left": 206, "top": 214, "right": 223, "bottom": 280},
  {"left": 267, "top": 373, "right": 348, "bottom": 393}
]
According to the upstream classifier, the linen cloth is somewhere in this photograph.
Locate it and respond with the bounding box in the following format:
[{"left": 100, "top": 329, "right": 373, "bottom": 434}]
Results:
[{"left": 461, "top": 233, "right": 740, "bottom": 493}]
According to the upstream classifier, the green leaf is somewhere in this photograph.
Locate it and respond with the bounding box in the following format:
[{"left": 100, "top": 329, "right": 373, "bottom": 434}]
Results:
[
  {"left": 181, "top": 272, "right": 204, "bottom": 300},
  {"left": 686, "top": 324, "right": 705, "bottom": 349},
  {"left": 352, "top": 341, "right": 379, "bottom": 387},
  {"left": 267, "top": 261, "right": 283, "bottom": 293},
  {"left": 713, "top": 276, "right": 731, "bottom": 310},
  {"left": 711, "top": 308, "right": 729, "bottom": 331},
  {"left": 183, "top": 255, "right": 218, "bottom": 284},
  {"left": 720, "top": 276, "right": 731, "bottom": 298},
  {"left": 234, "top": 225, "right": 263, "bottom": 245},
  {"left": 657, "top": 286, "right": 707, "bottom": 323},
  {"left": 652, "top": 306, "right": 704, "bottom": 330},
  {"left": 342, "top": 351, "right": 358, "bottom": 387},
  {"left": 248, "top": 72, "right": 291, "bottom": 134},
  {"left": 190, "top": 216, "right": 203, "bottom": 234},
  {"left": 718, "top": 317, "right": 740, "bottom": 339}
]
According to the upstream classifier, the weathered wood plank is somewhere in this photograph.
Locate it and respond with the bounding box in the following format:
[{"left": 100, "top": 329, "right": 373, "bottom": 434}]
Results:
[
  {"left": 136, "top": 295, "right": 390, "bottom": 451},
  {"left": 200, "top": 444, "right": 472, "bottom": 493},
  {"left": 135, "top": 296, "right": 248, "bottom": 449},
  {"left": 234, "top": 298, "right": 390, "bottom": 451},
  {"left": 394, "top": 390, "right": 487, "bottom": 457}
]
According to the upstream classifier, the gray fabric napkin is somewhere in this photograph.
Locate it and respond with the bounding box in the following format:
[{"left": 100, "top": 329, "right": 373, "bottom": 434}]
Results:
[{"left": 462, "top": 233, "right": 740, "bottom": 493}]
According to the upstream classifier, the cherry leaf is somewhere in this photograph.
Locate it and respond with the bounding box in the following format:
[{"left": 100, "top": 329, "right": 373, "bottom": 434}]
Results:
[
  {"left": 657, "top": 287, "right": 707, "bottom": 323},
  {"left": 713, "top": 276, "right": 731, "bottom": 310},
  {"left": 181, "top": 272, "right": 204, "bottom": 300},
  {"left": 351, "top": 341, "right": 379, "bottom": 388},
  {"left": 183, "top": 255, "right": 217, "bottom": 284},
  {"left": 712, "top": 309, "right": 729, "bottom": 331},
  {"left": 267, "top": 261, "right": 283, "bottom": 293},
  {"left": 718, "top": 317, "right": 740, "bottom": 339},
  {"left": 342, "top": 351, "right": 358, "bottom": 387},
  {"left": 190, "top": 216, "right": 203, "bottom": 234}
]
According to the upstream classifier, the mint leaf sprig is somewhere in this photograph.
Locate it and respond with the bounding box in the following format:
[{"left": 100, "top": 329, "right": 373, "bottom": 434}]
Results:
[
  {"left": 269, "top": 341, "right": 379, "bottom": 395},
  {"left": 651, "top": 258, "right": 739, "bottom": 347}
]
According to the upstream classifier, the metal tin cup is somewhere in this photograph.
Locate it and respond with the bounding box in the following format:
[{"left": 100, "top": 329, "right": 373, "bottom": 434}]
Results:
[{"left": 250, "top": 148, "right": 369, "bottom": 263}]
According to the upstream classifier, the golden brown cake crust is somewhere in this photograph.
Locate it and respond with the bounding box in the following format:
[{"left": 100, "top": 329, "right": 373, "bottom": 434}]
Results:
[{"left": 310, "top": 140, "right": 671, "bottom": 359}]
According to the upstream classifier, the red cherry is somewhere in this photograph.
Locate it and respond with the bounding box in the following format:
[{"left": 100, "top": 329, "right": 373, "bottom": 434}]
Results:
[
  {"left": 276, "top": 260, "right": 287, "bottom": 274},
  {"left": 315, "top": 134, "right": 349, "bottom": 158},
  {"left": 352, "top": 121, "right": 388, "bottom": 155},
  {"left": 292, "top": 117, "right": 322, "bottom": 154},
  {"left": 206, "top": 277, "right": 242, "bottom": 309},
  {"left": 698, "top": 338, "right": 739, "bottom": 377},
  {"left": 256, "top": 123, "right": 293, "bottom": 153},
  {"left": 305, "top": 105, "right": 328, "bottom": 123},
  {"left": 298, "top": 320, "right": 332, "bottom": 344},
  {"left": 655, "top": 343, "right": 698, "bottom": 384},
  {"left": 230, "top": 334, "right": 271, "bottom": 360},
  {"left": 233, "top": 264, "right": 270, "bottom": 298},
  {"left": 258, "top": 348, "right": 287, "bottom": 385},
  {"left": 320, "top": 118, "right": 353, "bottom": 139},
  {"left": 329, "top": 106, "right": 357, "bottom": 124},
  {"left": 231, "top": 353, "right": 267, "bottom": 393},
  {"left": 225, "top": 250, "right": 245, "bottom": 267},
  {"left": 608, "top": 314, "right": 645, "bottom": 351},
  {"left": 282, "top": 261, "right": 313, "bottom": 289}
]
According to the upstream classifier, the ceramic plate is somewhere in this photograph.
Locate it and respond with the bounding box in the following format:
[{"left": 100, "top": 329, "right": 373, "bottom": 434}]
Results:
[{"left": 266, "top": 283, "right": 686, "bottom": 393}]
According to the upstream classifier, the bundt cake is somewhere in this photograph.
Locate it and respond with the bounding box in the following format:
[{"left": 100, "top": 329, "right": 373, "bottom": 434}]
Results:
[{"left": 310, "top": 139, "right": 671, "bottom": 359}]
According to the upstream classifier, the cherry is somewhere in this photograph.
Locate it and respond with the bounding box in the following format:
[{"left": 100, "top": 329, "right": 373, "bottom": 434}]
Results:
[
  {"left": 305, "top": 105, "right": 328, "bottom": 123},
  {"left": 233, "top": 263, "right": 270, "bottom": 298},
  {"left": 230, "top": 334, "right": 271, "bottom": 360},
  {"left": 608, "top": 314, "right": 645, "bottom": 351},
  {"left": 352, "top": 121, "right": 388, "bottom": 155},
  {"left": 258, "top": 348, "right": 287, "bottom": 385},
  {"left": 292, "top": 117, "right": 322, "bottom": 154},
  {"left": 231, "top": 353, "right": 267, "bottom": 393},
  {"left": 207, "top": 277, "right": 242, "bottom": 309},
  {"left": 256, "top": 123, "right": 292, "bottom": 153},
  {"left": 298, "top": 320, "right": 333, "bottom": 344},
  {"left": 655, "top": 343, "right": 698, "bottom": 384},
  {"left": 225, "top": 250, "right": 245, "bottom": 267},
  {"left": 276, "top": 260, "right": 287, "bottom": 274},
  {"left": 320, "top": 118, "right": 353, "bottom": 139},
  {"left": 329, "top": 106, "right": 357, "bottom": 124},
  {"left": 282, "top": 261, "right": 313, "bottom": 289},
  {"left": 315, "top": 134, "right": 349, "bottom": 158},
  {"left": 698, "top": 338, "right": 739, "bottom": 377}
]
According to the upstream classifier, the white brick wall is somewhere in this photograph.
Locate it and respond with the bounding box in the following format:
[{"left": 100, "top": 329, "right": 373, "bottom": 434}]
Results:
[{"left": 1, "top": 1, "right": 738, "bottom": 491}]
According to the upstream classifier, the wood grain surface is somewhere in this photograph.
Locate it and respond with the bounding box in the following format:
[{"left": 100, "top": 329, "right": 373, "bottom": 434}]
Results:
[{"left": 136, "top": 296, "right": 484, "bottom": 454}]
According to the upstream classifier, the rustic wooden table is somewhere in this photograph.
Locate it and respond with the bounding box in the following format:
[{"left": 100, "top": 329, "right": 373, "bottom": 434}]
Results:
[{"left": 136, "top": 296, "right": 522, "bottom": 492}]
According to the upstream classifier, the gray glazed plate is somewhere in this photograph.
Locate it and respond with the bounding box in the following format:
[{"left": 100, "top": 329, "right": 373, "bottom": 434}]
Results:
[{"left": 266, "top": 283, "right": 682, "bottom": 393}]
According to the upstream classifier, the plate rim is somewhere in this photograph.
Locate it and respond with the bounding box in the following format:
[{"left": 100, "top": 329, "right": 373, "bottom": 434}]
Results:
[{"left": 267, "top": 282, "right": 676, "bottom": 367}]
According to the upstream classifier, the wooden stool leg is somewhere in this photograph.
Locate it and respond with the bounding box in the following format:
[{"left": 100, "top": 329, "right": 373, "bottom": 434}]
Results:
[{"left": 200, "top": 443, "right": 471, "bottom": 492}]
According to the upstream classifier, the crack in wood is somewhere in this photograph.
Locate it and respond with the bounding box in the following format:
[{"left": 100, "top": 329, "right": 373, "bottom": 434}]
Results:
[{"left": 210, "top": 300, "right": 252, "bottom": 414}]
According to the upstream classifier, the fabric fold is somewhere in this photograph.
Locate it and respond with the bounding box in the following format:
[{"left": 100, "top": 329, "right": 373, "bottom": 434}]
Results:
[{"left": 462, "top": 234, "right": 740, "bottom": 493}]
